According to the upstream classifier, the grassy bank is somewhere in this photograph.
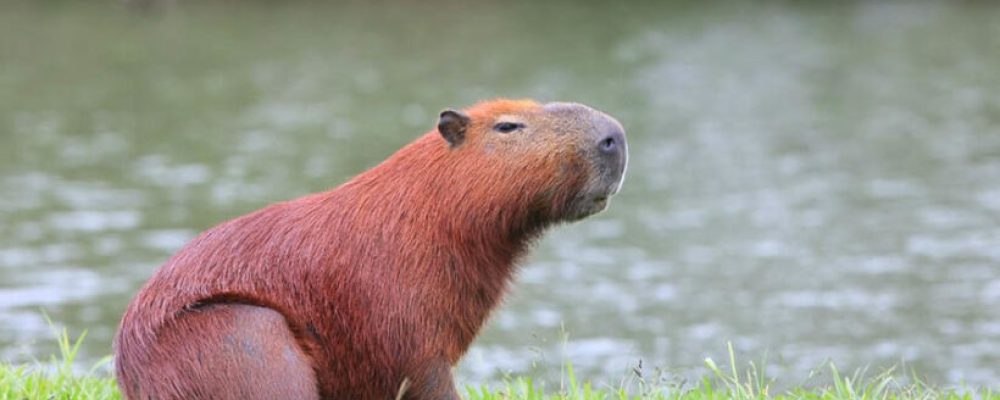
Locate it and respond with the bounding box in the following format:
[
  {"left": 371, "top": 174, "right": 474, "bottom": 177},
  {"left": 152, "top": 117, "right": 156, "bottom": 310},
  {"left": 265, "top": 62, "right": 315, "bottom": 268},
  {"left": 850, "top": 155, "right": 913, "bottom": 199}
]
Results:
[
  {"left": 2, "top": 330, "right": 996, "bottom": 400},
  {"left": 0, "top": 327, "right": 118, "bottom": 400}
]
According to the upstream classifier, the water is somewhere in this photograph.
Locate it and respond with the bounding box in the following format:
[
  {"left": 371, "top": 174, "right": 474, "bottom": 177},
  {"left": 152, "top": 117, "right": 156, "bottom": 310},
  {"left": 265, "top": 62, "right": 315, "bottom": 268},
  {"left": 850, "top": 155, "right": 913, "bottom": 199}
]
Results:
[{"left": 2, "top": 0, "right": 1000, "bottom": 387}]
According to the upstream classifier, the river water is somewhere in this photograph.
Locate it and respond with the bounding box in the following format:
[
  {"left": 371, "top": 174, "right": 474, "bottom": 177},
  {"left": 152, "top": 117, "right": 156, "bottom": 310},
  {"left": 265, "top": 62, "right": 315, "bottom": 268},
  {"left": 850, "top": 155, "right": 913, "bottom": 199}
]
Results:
[{"left": 1, "top": 0, "right": 999, "bottom": 387}]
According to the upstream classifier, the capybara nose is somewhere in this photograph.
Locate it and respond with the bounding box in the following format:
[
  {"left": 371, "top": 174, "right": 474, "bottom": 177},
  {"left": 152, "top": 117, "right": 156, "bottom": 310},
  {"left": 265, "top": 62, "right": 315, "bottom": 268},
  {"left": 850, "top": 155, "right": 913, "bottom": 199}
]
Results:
[{"left": 597, "top": 129, "right": 625, "bottom": 158}]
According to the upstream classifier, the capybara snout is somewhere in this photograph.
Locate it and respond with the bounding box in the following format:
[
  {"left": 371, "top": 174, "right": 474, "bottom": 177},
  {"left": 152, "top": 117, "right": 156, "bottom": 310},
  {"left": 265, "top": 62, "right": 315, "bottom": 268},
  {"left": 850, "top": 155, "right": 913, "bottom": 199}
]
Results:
[
  {"left": 532, "top": 101, "right": 628, "bottom": 220},
  {"left": 579, "top": 105, "right": 628, "bottom": 198}
]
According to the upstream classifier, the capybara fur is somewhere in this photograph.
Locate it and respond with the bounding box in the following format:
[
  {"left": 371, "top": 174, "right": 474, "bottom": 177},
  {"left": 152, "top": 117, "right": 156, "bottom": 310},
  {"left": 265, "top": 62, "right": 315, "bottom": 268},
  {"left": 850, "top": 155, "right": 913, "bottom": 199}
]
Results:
[{"left": 114, "top": 99, "right": 628, "bottom": 399}]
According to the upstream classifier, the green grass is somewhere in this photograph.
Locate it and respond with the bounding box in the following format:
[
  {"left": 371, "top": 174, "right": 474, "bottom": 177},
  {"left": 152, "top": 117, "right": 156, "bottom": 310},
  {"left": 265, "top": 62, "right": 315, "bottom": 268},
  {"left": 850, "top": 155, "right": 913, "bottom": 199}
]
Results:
[
  {"left": 0, "top": 325, "right": 119, "bottom": 400},
  {"left": 1, "top": 330, "right": 996, "bottom": 400},
  {"left": 465, "top": 343, "right": 997, "bottom": 400}
]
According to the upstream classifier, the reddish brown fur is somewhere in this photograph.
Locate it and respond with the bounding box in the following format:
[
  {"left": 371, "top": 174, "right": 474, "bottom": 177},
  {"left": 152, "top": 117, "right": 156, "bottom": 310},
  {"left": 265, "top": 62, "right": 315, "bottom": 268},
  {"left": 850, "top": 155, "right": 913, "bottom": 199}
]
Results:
[{"left": 115, "top": 99, "right": 626, "bottom": 399}]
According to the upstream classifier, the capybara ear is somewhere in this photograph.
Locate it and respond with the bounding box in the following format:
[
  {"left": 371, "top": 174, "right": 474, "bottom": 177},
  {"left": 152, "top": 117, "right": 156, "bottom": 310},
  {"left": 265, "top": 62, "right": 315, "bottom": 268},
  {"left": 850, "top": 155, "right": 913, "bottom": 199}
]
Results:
[{"left": 438, "top": 109, "right": 470, "bottom": 147}]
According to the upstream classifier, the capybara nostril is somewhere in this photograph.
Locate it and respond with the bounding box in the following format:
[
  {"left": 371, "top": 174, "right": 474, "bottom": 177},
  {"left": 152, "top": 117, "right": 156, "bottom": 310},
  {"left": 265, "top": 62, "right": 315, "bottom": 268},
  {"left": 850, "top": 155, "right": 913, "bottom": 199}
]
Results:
[
  {"left": 600, "top": 137, "right": 615, "bottom": 153},
  {"left": 598, "top": 130, "right": 625, "bottom": 157}
]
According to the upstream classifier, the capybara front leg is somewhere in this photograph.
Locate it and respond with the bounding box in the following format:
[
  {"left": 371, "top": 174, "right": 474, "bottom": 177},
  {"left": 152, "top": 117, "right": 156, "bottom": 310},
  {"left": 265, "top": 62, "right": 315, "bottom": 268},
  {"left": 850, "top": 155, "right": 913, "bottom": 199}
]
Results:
[{"left": 130, "top": 303, "right": 319, "bottom": 400}]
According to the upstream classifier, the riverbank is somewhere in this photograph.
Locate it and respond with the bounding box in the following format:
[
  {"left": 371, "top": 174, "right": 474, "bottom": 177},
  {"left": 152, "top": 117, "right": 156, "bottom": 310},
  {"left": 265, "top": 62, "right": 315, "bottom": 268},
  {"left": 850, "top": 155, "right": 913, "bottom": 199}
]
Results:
[
  {"left": 2, "top": 331, "right": 995, "bottom": 400},
  {"left": 4, "top": 362, "right": 996, "bottom": 400}
]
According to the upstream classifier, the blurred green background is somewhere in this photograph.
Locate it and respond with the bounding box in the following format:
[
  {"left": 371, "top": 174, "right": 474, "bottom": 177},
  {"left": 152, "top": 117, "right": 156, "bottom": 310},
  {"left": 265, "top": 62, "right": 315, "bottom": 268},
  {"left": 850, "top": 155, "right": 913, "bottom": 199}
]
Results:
[{"left": 2, "top": 0, "right": 1000, "bottom": 386}]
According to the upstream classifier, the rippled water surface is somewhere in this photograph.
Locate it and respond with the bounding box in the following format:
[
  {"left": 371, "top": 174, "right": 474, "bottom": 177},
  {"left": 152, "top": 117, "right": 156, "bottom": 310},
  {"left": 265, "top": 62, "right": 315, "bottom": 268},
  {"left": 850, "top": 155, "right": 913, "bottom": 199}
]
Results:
[{"left": 2, "top": 0, "right": 1000, "bottom": 386}]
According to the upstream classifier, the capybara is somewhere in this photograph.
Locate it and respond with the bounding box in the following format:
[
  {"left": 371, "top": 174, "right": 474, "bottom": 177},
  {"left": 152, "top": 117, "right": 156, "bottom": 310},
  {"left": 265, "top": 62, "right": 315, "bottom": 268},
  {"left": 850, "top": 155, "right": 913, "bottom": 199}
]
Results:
[{"left": 114, "top": 99, "right": 628, "bottom": 399}]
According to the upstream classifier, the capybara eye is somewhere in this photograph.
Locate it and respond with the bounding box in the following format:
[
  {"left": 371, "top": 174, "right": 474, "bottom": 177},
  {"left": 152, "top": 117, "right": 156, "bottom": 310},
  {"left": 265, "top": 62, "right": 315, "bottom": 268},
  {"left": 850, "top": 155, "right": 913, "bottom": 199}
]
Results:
[{"left": 493, "top": 122, "right": 524, "bottom": 133}]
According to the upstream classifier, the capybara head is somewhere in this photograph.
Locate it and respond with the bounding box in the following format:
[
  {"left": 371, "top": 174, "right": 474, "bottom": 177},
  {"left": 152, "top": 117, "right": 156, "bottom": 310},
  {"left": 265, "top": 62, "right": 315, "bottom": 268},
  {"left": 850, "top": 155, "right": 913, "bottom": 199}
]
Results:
[{"left": 435, "top": 99, "right": 628, "bottom": 223}]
